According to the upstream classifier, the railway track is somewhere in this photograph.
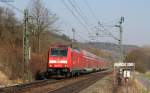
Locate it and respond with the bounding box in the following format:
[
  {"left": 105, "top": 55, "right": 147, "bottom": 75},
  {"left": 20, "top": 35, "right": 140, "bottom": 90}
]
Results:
[
  {"left": 0, "top": 71, "right": 111, "bottom": 93},
  {"left": 0, "top": 79, "right": 59, "bottom": 93},
  {"left": 48, "top": 71, "right": 111, "bottom": 93}
]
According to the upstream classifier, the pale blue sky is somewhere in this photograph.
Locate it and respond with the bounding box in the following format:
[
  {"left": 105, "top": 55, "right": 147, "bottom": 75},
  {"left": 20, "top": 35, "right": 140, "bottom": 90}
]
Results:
[{"left": 0, "top": 0, "right": 150, "bottom": 46}]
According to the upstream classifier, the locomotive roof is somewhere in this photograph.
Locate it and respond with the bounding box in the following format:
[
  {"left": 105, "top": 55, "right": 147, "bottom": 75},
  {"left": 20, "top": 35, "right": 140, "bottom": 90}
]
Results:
[
  {"left": 51, "top": 45, "right": 70, "bottom": 48},
  {"left": 82, "top": 50, "right": 105, "bottom": 60},
  {"left": 84, "top": 50, "right": 108, "bottom": 61},
  {"left": 49, "top": 45, "right": 107, "bottom": 62}
]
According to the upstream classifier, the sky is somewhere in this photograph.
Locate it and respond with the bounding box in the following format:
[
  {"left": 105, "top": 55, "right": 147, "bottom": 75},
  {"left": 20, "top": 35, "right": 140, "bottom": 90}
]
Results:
[{"left": 0, "top": 0, "right": 150, "bottom": 46}]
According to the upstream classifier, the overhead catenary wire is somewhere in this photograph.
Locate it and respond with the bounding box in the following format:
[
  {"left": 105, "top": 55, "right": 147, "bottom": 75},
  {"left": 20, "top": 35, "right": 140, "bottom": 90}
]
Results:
[
  {"left": 3, "top": 1, "right": 93, "bottom": 43},
  {"left": 83, "top": 1, "right": 116, "bottom": 41},
  {"left": 69, "top": 0, "right": 95, "bottom": 37},
  {"left": 83, "top": 0, "right": 119, "bottom": 41},
  {"left": 2, "top": 0, "right": 99, "bottom": 50},
  {"left": 100, "top": 20, "right": 121, "bottom": 41},
  {"left": 83, "top": 0, "right": 98, "bottom": 22},
  {"left": 83, "top": 0, "right": 107, "bottom": 40},
  {"left": 3, "top": 0, "right": 92, "bottom": 43},
  {"left": 60, "top": 18, "right": 90, "bottom": 43},
  {"left": 61, "top": 0, "right": 92, "bottom": 36},
  {"left": 59, "top": 18, "right": 90, "bottom": 43},
  {"left": 72, "top": 0, "right": 90, "bottom": 24},
  {"left": 103, "top": 18, "right": 120, "bottom": 26},
  {"left": 95, "top": 21, "right": 119, "bottom": 41},
  {"left": 68, "top": 0, "right": 90, "bottom": 27},
  {"left": 72, "top": 0, "right": 110, "bottom": 41}
]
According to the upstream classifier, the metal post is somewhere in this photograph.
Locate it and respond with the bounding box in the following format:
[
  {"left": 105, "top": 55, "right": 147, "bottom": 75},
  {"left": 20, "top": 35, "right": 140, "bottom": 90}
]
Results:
[
  {"left": 96, "top": 21, "right": 101, "bottom": 42},
  {"left": 115, "top": 17, "right": 124, "bottom": 63},
  {"left": 23, "top": 9, "right": 30, "bottom": 82},
  {"left": 72, "top": 28, "right": 76, "bottom": 46},
  {"left": 119, "top": 17, "right": 123, "bottom": 63},
  {"left": 96, "top": 33, "right": 99, "bottom": 41},
  {"left": 72, "top": 28, "right": 75, "bottom": 42}
]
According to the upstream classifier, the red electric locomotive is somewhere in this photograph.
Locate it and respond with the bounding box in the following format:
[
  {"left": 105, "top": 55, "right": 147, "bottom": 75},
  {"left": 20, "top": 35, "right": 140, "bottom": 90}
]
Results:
[{"left": 46, "top": 45, "right": 108, "bottom": 78}]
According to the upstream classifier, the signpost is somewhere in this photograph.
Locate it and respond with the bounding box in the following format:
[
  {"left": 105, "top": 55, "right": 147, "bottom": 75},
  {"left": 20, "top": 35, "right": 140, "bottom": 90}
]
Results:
[
  {"left": 114, "top": 63, "right": 135, "bottom": 67},
  {"left": 113, "top": 62, "right": 135, "bottom": 86}
]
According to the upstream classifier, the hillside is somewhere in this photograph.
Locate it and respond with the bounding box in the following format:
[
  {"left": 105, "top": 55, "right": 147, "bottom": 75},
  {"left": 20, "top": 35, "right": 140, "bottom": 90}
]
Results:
[
  {"left": 0, "top": 30, "right": 113, "bottom": 85},
  {"left": 79, "top": 42, "right": 139, "bottom": 62},
  {"left": 125, "top": 47, "right": 150, "bottom": 73},
  {"left": 86, "top": 42, "right": 139, "bottom": 53}
]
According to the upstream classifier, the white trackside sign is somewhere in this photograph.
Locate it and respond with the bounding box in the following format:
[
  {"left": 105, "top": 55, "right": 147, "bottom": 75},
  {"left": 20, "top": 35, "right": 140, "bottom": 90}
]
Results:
[{"left": 114, "top": 63, "right": 135, "bottom": 67}]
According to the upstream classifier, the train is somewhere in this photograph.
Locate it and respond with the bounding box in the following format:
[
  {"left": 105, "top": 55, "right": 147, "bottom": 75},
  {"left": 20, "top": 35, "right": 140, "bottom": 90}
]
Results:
[{"left": 46, "top": 45, "right": 108, "bottom": 78}]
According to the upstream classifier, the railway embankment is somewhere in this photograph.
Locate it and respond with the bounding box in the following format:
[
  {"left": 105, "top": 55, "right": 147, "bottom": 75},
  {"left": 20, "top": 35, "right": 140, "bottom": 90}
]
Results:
[
  {"left": 79, "top": 74, "right": 113, "bottom": 93},
  {"left": 1, "top": 71, "right": 149, "bottom": 93},
  {"left": 0, "top": 71, "right": 110, "bottom": 93},
  {"left": 79, "top": 73, "right": 148, "bottom": 93},
  {"left": 135, "top": 72, "right": 150, "bottom": 93}
]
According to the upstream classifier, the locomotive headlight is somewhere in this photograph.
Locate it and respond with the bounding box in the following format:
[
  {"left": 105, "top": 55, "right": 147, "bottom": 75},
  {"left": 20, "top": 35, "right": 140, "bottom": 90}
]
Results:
[
  {"left": 60, "top": 60, "right": 67, "bottom": 63},
  {"left": 49, "top": 60, "right": 56, "bottom": 63}
]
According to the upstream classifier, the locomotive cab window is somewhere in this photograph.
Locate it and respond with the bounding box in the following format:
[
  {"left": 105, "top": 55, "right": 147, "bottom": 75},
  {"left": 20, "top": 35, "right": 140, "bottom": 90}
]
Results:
[{"left": 50, "top": 48, "right": 68, "bottom": 56}]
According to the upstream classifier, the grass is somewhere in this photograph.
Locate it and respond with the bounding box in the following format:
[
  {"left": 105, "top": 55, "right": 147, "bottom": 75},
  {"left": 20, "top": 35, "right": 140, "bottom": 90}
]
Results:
[{"left": 144, "top": 71, "right": 150, "bottom": 80}]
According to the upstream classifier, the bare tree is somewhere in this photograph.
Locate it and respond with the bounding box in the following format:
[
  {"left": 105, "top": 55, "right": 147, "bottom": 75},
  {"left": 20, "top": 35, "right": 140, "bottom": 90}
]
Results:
[
  {"left": 28, "top": 0, "right": 58, "bottom": 54},
  {"left": 125, "top": 48, "right": 150, "bottom": 73},
  {"left": 0, "top": 7, "right": 22, "bottom": 48}
]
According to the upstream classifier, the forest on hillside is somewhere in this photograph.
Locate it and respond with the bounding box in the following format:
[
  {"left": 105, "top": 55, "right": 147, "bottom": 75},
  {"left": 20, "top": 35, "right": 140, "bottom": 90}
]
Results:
[{"left": 125, "top": 47, "right": 150, "bottom": 73}]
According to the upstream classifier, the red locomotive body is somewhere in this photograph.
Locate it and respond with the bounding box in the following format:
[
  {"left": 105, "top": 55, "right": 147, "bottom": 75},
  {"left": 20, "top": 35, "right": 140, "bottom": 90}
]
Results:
[{"left": 47, "top": 45, "right": 108, "bottom": 78}]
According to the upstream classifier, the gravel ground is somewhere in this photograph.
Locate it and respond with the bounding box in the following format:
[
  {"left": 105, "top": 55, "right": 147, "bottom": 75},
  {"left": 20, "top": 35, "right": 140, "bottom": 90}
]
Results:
[
  {"left": 115, "top": 80, "right": 137, "bottom": 93},
  {"left": 136, "top": 74, "right": 150, "bottom": 93},
  {"left": 79, "top": 75, "right": 113, "bottom": 93},
  {"left": 79, "top": 75, "right": 143, "bottom": 93},
  {"left": 135, "top": 79, "right": 150, "bottom": 93}
]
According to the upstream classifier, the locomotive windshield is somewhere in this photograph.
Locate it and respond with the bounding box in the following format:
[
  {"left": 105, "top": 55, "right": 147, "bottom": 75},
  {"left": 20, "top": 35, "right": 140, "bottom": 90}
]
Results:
[{"left": 51, "top": 48, "right": 67, "bottom": 56}]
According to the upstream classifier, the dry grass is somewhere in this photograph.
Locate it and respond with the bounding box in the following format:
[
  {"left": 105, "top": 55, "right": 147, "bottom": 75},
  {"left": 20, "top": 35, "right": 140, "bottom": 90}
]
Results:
[{"left": 0, "top": 45, "right": 47, "bottom": 84}]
